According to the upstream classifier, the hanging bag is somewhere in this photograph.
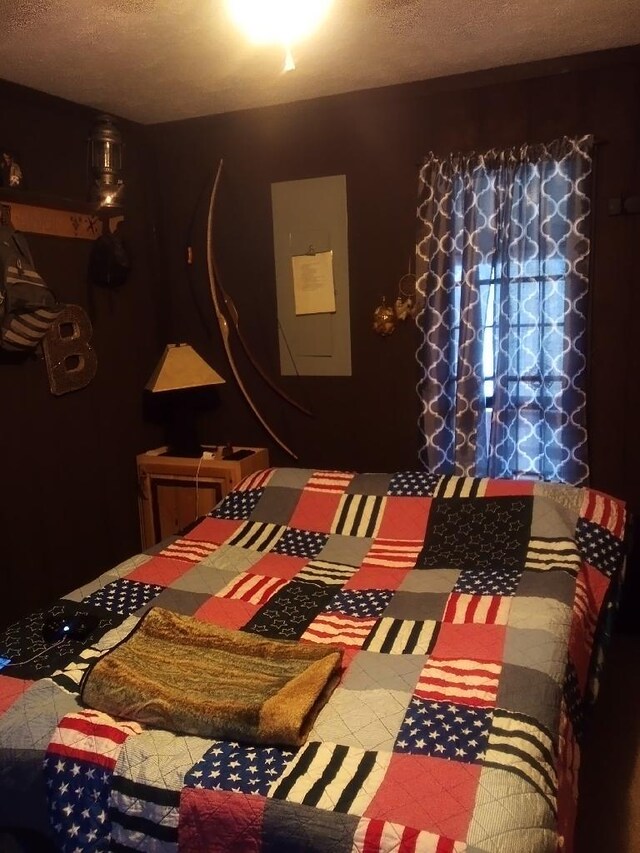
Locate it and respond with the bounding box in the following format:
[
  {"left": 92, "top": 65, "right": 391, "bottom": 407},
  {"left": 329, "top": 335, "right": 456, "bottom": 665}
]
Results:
[{"left": 0, "top": 223, "right": 61, "bottom": 351}]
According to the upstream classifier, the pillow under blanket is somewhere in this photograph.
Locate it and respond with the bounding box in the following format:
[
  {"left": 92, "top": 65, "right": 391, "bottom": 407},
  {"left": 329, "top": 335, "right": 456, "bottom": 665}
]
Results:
[{"left": 80, "top": 607, "right": 343, "bottom": 747}]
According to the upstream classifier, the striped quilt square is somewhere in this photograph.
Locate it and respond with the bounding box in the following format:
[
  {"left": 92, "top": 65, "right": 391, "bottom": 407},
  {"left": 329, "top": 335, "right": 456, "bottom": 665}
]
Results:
[
  {"left": 331, "top": 494, "right": 386, "bottom": 538},
  {"left": 395, "top": 696, "right": 492, "bottom": 763},
  {"left": 433, "top": 476, "right": 489, "bottom": 499},
  {"left": 159, "top": 537, "right": 220, "bottom": 563},
  {"left": 236, "top": 468, "right": 275, "bottom": 491},
  {"left": 362, "top": 538, "right": 423, "bottom": 571},
  {"left": 304, "top": 470, "right": 355, "bottom": 494},
  {"left": 296, "top": 560, "right": 357, "bottom": 587},
  {"left": 442, "top": 593, "right": 511, "bottom": 626},
  {"left": 184, "top": 741, "right": 296, "bottom": 796},
  {"left": 353, "top": 817, "right": 466, "bottom": 853},
  {"left": 216, "top": 572, "right": 288, "bottom": 606},
  {"left": 362, "top": 618, "right": 439, "bottom": 655},
  {"left": 109, "top": 775, "right": 180, "bottom": 850},
  {"left": 415, "top": 657, "right": 501, "bottom": 708},
  {"left": 301, "top": 612, "right": 378, "bottom": 648},
  {"left": 579, "top": 489, "right": 626, "bottom": 538},
  {"left": 482, "top": 709, "right": 557, "bottom": 811},
  {"left": 226, "top": 522, "right": 287, "bottom": 553},
  {"left": 524, "top": 538, "right": 581, "bottom": 574},
  {"left": 270, "top": 741, "right": 392, "bottom": 816}
]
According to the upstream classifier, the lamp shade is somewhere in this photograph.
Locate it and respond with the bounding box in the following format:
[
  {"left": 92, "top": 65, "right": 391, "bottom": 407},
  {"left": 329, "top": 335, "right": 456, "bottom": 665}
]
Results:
[{"left": 146, "top": 344, "right": 225, "bottom": 393}]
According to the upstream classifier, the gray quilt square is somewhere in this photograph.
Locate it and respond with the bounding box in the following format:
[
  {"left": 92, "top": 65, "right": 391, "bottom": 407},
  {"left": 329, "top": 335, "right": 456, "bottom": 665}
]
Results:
[
  {"left": 173, "top": 545, "right": 261, "bottom": 593},
  {"left": 503, "top": 627, "right": 568, "bottom": 684},
  {"left": 530, "top": 495, "right": 578, "bottom": 539},
  {"left": 384, "top": 590, "right": 449, "bottom": 621},
  {"left": 137, "top": 588, "right": 210, "bottom": 617},
  {"left": 346, "top": 473, "right": 392, "bottom": 496},
  {"left": 496, "top": 663, "right": 561, "bottom": 731},
  {"left": 267, "top": 469, "right": 314, "bottom": 488},
  {"left": 317, "top": 534, "right": 373, "bottom": 568},
  {"left": 64, "top": 553, "right": 152, "bottom": 601},
  {"left": 309, "top": 686, "right": 411, "bottom": 751},
  {"left": 340, "top": 650, "right": 425, "bottom": 693},
  {"left": 516, "top": 570, "right": 576, "bottom": 606},
  {"left": 249, "top": 486, "right": 303, "bottom": 525},
  {"left": 263, "top": 799, "right": 357, "bottom": 853},
  {"left": 507, "top": 596, "right": 572, "bottom": 636},
  {"left": 398, "top": 568, "right": 459, "bottom": 594},
  {"left": 0, "top": 680, "right": 80, "bottom": 751},
  {"left": 467, "top": 766, "right": 556, "bottom": 852},
  {"left": 115, "top": 728, "right": 210, "bottom": 790}
]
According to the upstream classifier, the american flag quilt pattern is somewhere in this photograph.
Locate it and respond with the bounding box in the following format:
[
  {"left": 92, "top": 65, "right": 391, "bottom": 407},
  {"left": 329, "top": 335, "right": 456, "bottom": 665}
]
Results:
[{"left": 0, "top": 468, "right": 627, "bottom": 853}]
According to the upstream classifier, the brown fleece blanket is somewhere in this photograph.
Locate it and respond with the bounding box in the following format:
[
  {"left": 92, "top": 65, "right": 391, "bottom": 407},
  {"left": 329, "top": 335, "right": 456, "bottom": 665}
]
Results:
[{"left": 80, "top": 607, "right": 343, "bottom": 747}]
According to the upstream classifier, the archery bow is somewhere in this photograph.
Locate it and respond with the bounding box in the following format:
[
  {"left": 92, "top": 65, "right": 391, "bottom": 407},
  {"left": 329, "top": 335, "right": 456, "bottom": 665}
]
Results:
[{"left": 205, "top": 160, "right": 299, "bottom": 460}]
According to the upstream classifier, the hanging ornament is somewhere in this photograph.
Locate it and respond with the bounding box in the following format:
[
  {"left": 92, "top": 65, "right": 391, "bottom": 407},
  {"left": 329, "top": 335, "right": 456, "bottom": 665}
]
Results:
[
  {"left": 394, "top": 272, "right": 416, "bottom": 320},
  {"left": 373, "top": 297, "right": 397, "bottom": 336}
]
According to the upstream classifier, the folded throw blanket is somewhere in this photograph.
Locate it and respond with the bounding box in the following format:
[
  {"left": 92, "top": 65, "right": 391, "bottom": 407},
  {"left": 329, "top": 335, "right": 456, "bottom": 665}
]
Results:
[{"left": 80, "top": 608, "right": 342, "bottom": 747}]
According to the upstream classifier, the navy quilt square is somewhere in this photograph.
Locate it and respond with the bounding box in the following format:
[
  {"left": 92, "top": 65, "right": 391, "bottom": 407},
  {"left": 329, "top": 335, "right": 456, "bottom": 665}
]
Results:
[
  {"left": 324, "top": 589, "right": 393, "bottom": 618},
  {"left": 575, "top": 518, "right": 625, "bottom": 577},
  {"left": 395, "top": 696, "right": 492, "bottom": 763},
  {"left": 417, "top": 497, "right": 532, "bottom": 573},
  {"left": 387, "top": 471, "right": 440, "bottom": 497},
  {"left": 242, "top": 581, "right": 336, "bottom": 640},
  {"left": 212, "top": 488, "right": 264, "bottom": 520},
  {"left": 83, "top": 579, "right": 164, "bottom": 617},
  {"left": 185, "top": 741, "right": 296, "bottom": 796},
  {"left": 274, "top": 528, "right": 329, "bottom": 559}
]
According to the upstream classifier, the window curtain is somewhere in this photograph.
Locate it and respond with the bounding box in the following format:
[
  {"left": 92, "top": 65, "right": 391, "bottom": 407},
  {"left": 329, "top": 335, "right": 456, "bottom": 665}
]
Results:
[{"left": 416, "top": 135, "right": 593, "bottom": 485}]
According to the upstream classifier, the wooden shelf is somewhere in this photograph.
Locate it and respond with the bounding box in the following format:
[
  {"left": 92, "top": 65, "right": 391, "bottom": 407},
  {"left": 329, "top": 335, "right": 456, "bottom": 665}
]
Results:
[{"left": 0, "top": 188, "right": 122, "bottom": 240}]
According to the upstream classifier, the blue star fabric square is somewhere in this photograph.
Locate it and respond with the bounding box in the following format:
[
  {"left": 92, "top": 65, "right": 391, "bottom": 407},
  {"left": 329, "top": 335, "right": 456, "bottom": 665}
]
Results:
[
  {"left": 274, "top": 528, "right": 328, "bottom": 559},
  {"left": 387, "top": 471, "right": 440, "bottom": 497},
  {"left": 44, "top": 755, "right": 113, "bottom": 852},
  {"left": 184, "top": 741, "right": 296, "bottom": 796},
  {"left": 325, "top": 589, "right": 393, "bottom": 618},
  {"left": 575, "top": 519, "right": 624, "bottom": 577},
  {"left": 212, "top": 489, "right": 264, "bottom": 520},
  {"left": 453, "top": 564, "right": 523, "bottom": 596},
  {"left": 83, "top": 579, "right": 164, "bottom": 616},
  {"left": 394, "top": 697, "right": 492, "bottom": 763}
]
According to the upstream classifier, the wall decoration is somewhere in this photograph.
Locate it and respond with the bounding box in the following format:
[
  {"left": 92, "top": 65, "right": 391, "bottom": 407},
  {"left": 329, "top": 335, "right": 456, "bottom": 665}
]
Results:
[
  {"left": 372, "top": 297, "right": 397, "bottom": 336},
  {"left": 0, "top": 149, "right": 23, "bottom": 188},
  {"left": 42, "top": 304, "right": 97, "bottom": 395}
]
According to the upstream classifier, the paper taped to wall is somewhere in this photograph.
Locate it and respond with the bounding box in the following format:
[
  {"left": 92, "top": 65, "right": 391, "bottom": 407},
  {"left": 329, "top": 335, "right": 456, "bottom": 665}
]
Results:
[{"left": 291, "top": 250, "right": 336, "bottom": 315}]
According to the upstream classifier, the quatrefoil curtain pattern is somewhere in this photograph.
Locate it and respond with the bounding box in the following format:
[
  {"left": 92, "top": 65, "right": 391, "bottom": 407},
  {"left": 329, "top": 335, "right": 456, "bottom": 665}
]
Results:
[{"left": 416, "top": 135, "right": 593, "bottom": 485}]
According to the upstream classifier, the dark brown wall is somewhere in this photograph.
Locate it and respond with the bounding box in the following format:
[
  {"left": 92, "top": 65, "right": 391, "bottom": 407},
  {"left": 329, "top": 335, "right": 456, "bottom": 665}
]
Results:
[
  {"left": 149, "top": 48, "right": 640, "bottom": 513},
  {"left": 0, "top": 82, "right": 164, "bottom": 630}
]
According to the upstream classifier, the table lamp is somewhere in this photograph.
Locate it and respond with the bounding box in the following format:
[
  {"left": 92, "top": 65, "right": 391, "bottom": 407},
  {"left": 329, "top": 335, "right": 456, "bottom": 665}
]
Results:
[{"left": 145, "top": 343, "right": 225, "bottom": 457}]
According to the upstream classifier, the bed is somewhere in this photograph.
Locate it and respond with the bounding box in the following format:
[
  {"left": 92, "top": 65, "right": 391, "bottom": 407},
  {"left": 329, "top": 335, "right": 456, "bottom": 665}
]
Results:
[{"left": 0, "top": 467, "right": 627, "bottom": 853}]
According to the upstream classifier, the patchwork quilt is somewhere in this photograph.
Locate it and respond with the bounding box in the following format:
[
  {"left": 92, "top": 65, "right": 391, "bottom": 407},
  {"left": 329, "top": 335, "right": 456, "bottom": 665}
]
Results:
[{"left": 0, "top": 468, "right": 627, "bottom": 853}]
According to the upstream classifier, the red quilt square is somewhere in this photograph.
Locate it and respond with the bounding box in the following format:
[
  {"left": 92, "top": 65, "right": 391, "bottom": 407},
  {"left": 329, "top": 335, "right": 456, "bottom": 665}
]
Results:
[
  {"left": 484, "top": 480, "right": 535, "bottom": 497},
  {"left": 127, "top": 556, "right": 191, "bottom": 586},
  {"left": 179, "top": 789, "right": 264, "bottom": 853},
  {"left": 0, "top": 675, "right": 32, "bottom": 714},
  {"left": 365, "top": 753, "right": 479, "bottom": 841},
  {"left": 186, "top": 517, "right": 244, "bottom": 545},
  {"left": 250, "top": 553, "right": 307, "bottom": 580},
  {"left": 568, "top": 563, "right": 610, "bottom": 690},
  {"left": 433, "top": 623, "right": 506, "bottom": 663},
  {"left": 377, "top": 497, "right": 432, "bottom": 540},
  {"left": 194, "top": 596, "right": 259, "bottom": 629},
  {"left": 344, "top": 566, "right": 410, "bottom": 592},
  {"left": 289, "top": 490, "right": 343, "bottom": 534}
]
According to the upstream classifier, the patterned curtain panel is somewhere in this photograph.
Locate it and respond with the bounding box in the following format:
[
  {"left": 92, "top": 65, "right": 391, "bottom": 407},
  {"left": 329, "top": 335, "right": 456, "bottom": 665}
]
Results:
[{"left": 416, "top": 135, "right": 593, "bottom": 485}]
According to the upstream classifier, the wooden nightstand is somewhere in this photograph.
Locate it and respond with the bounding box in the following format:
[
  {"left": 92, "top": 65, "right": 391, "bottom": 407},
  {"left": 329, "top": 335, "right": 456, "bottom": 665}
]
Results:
[{"left": 136, "top": 446, "right": 269, "bottom": 549}]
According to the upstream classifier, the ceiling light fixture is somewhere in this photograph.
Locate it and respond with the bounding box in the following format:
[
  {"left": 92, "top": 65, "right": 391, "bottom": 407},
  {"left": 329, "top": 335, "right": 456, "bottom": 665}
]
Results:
[{"left": 225, "top": 0, "right": 333, "bottom": 72}]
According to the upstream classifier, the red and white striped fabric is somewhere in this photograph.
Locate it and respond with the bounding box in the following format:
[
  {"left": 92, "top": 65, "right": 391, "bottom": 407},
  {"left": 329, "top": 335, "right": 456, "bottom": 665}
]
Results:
[
  {"left": 415, "top": 658, "right": 502, "bottom": 707},
  {"left": 302, "top": 612, "right": 378, "bottom": 648},
  {"left": 217, "top": 572, "right": 288, "bottom": 606},
  {"left": 354, "top": 817, "right": 467, "bottom": 853},
  {"left": 159, "top": 538, "right": 219, "bottom": 563},
  {"left": 443, "top": 593, "right": 510, "bottom": 625},
  {"left": 47, "top": 709, "right": 141, "bottom": 770},
  {"left": 579, "top": 490, "right": 625, "bottom": 538},
  {"left": 363, "top": 539, "right": 423, "bottom": 570},
  {"left": 235, "top": 468, "right": 275, "bottom": 491},
  {"left": 305, "top": 471, "right": 354, "bottom": 494}
]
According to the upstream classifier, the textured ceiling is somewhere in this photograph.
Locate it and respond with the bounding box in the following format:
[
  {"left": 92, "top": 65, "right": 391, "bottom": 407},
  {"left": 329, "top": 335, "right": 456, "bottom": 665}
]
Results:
[{"left": 0, "top": 0, "right": 639, "bottom": 124}]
